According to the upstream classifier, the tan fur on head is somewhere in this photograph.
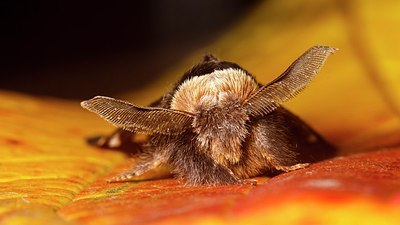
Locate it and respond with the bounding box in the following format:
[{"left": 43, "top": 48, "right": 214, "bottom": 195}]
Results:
[{"left": 170, "top": 68, "right": 259, "bottom": 113}]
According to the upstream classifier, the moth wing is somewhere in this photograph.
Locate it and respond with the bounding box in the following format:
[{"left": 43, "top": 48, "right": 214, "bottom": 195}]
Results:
[
  {"left": 81, "top": 96, "right": 194, "bottom": 135},
  {"left": 245, "top": 45, "right": 337, "bottom": 117}
]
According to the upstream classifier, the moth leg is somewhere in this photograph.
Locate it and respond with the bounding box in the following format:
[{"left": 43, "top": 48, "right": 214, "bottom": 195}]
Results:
[
  {"left": 169, "top": 144, "right": 241, "bottom": 185},
  {"left": 270, "top": 162, "right": 310, "bottom": 172},
  {"left": 239, "top": 179, "right": 258, "bottom": 185},
  {"left": 193, "top": 163, "right": 241, "bottom": 186},
  {"left": 132, "top": 155, "right": 164, "bottom": 176},
  {"left": 222, "top": 165, "right": 258, "bottom": 185},
  {"left": 107, "top": 167, "right": 136, "bottom": 182},
  {"left": 108, "top": 153, "right": 163, "bottom": 182}
]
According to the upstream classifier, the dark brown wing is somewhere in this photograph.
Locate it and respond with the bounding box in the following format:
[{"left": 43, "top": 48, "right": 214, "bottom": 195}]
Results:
[
  {"left": 244, "top": 45, "right": 337, "bottom": 117},
  {"left": 81, "top": 96, "right": 194, "bottom": 135}
]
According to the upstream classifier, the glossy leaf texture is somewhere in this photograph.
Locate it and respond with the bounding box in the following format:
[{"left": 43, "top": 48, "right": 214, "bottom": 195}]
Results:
[{"left": 1, "top": 0, "right": 400, "bottom": 224}]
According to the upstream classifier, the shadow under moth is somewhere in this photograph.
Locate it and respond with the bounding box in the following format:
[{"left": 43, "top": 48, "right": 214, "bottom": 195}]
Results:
[{"left": 81, "top": 45, "right": 337, "bottom": 186}]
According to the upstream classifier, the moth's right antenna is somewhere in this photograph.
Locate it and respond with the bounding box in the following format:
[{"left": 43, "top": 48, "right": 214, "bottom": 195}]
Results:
[{"left": 245, "top": 45, "right": 337, "bottom": 117}]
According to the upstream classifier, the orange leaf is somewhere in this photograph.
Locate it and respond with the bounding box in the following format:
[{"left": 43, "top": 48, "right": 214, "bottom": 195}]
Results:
[{"left": 2, "top": 0, "right": 400, "bottom": 224}]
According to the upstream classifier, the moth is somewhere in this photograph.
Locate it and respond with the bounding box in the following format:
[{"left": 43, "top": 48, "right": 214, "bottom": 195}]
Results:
[{"left": 81, "top": 46, "right": 337, "bottom": 186}]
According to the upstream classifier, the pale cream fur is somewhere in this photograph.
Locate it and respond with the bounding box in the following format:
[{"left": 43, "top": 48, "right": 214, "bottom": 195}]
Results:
[{"left": 170, "top": 68, "right": 259, "bottom": 113}]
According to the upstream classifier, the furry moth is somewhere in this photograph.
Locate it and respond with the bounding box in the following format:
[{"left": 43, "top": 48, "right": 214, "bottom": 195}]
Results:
[{"left": 81, "top": 46, "right": 337, "bottom": 186}]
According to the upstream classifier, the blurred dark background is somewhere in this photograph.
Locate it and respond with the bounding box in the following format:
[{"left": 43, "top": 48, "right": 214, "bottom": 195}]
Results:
[{"left": 1, "top": 0, "right": 259, "bottom": 99}]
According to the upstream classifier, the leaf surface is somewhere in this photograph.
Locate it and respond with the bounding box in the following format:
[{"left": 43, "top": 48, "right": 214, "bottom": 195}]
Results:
[{"left": 2, "top": 0, "right": 400, "bottom": 224}]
